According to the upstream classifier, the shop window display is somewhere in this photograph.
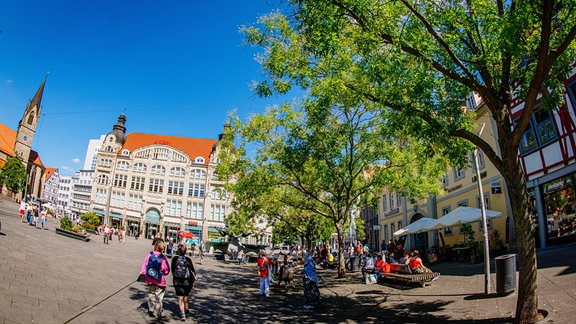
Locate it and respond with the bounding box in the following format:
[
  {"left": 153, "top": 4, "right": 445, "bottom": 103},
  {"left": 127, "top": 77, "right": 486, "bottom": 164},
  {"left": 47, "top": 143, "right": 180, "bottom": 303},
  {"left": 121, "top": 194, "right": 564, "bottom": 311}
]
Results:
[{"left": 544, "top": 176, "right": 576, "bottom": 242}]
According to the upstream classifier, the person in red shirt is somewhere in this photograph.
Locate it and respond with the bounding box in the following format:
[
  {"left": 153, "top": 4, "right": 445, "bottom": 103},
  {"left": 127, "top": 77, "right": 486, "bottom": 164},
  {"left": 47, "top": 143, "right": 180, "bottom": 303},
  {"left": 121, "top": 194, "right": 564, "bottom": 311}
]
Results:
[
  {"left": 257, "top": 251, "right": 272, "bottom": 297},
  {"left": 408, "top": 250, "right": 432, "bottom": 274},
  {"left": 375, "top": 253, "right": 386, "bottom": 273}
]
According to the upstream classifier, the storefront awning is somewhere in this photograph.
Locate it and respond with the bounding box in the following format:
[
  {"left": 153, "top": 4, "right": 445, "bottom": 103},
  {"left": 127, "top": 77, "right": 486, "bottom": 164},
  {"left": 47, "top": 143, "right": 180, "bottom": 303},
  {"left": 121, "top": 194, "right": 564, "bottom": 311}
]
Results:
[
  {"left": 110, "top": 212, "right": 123, "bottom": 221},
  {"left": 93, "top": 209, "right": 104, "bottom": 216}
]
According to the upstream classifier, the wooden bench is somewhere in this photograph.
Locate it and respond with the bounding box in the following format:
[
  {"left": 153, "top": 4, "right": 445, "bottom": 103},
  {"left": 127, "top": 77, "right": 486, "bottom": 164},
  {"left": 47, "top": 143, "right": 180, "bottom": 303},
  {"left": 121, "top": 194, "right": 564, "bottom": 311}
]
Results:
[{"left": 378, "top": 263, "right": 440, "bottom": 287}]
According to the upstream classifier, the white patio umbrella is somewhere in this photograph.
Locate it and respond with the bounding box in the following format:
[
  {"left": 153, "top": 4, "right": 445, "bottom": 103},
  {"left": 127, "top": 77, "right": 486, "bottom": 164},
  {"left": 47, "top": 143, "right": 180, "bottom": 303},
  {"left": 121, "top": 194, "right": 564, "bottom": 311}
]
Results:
[
  {"left": 393, "top": 217, "right": 440, "bottom": 238},
  {"left": 436, "top": 206, "right": 502, "bottom": 228}
]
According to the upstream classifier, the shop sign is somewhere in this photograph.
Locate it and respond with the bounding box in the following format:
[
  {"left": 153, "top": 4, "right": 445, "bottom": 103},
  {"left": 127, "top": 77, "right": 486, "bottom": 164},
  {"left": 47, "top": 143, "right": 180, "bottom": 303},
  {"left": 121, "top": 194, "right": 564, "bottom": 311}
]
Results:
[
  {"left": 187, "top": 221, "right": 198, "bottom": 226},
  {"left": 491, "top": 181, "right": 502, "bottom": 194},
  {"left": 543, "top": 176, "right": 573, "bottom": 194}
]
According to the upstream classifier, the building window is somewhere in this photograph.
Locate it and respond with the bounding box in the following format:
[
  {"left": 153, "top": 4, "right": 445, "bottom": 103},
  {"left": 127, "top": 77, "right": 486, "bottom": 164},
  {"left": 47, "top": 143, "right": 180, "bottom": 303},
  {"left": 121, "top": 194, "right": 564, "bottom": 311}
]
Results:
[
  {"left": 442, "top": 207, "right": 453, "bottom": 235},
  {"left": 116, "top": 160, "right": 129, "bottom": 171},
  {"left": 186, "top": 202, "right": 203, "bottom": 219},
  {"left": 396, "top": 193, "right": 401, "bottom": 206},
  {"left": 211, "top": 188, "right": 227, "bottom": 200},
  {"left": 390, "top": 223, "right": 395, "bottom": 238},
  {"left": 133, "top": 163, "right": 147, "bottom": 173},
  {"left": 390, "top": 194, "right": 394, "bottom": 209},
  {"left": 384, "top": 224, "right": 388, "bottom": 242},
  {"left": 166, "top": 199, "right": 183, "bottom": 216},
  {"left": 111, "top": 191, "right": 125, "bottom": 208},
  {"left": 382, "top": 194, "right": 387, "bottom": 211},
  {"left": 441, "top": 173, "right": 449, "bottom": 186},
  {"left": 398, "top": 221, "right": 402, "bottom": 231},
  {"left": 168, "top": 181, "right": 184, "bottom": 196},
  {"left": 95, "top": 188, "right": 107, "bottom": 204},
  {"left": 210, "top": 204, "right": 226, "bottom": 221},
  {"left": 516, "top": 107, "right": 558, "bottom": 154},
  {"left": 471, "top": 150, "right": 486, "bottom": 171},
  {"left": 453, "top": 167, "right": 465, "bottom": 181},
  {"left": 194, "top": 157, "right": 205, "bottom": 164},
  {"left": 128, "top": 194, "right": 143, "bottom": 211},
  {"left": 169, "top": 167, "right": 186, "bottom": 177},
  {"left": 130, "top": 176, "right": 145, "bottom": 191},
  {"left": 113, "top": 174, "right": 128, "bottom": 188},
  {"left": 148, "top": 179, "right": 164, "bottom": 193},
  {"left": 97, "top": 174, "right": 109, "bottom": 185},
  {"left": 190, "top": 169, "right": 206, "bottom": 179},
  {"left": 151, "top": 165, "right": 166, "bottom": 175},
  {"left": 188, "top": 183, "right": 206, "bottom": 198}
]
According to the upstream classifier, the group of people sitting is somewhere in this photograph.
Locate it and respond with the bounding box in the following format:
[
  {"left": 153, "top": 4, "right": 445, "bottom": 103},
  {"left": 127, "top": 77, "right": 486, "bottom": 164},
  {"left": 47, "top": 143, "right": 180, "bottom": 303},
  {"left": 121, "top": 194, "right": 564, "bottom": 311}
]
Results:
[{"left": 362, "top": 249, "right": 432, "bottom": 279}]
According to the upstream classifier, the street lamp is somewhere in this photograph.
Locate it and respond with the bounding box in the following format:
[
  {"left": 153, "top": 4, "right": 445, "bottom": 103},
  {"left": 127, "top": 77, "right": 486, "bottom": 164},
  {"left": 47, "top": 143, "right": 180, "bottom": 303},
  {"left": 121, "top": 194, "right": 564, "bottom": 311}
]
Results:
[{"left": 473, "top": 123, "right": 491, "bottom": 295}]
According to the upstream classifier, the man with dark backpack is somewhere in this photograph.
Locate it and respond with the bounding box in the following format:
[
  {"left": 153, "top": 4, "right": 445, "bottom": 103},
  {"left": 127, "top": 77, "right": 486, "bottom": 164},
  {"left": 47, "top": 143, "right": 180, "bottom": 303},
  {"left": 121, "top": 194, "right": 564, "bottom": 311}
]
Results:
[{"left": 171, "top": 244, "right": 196, "bottom": 321}]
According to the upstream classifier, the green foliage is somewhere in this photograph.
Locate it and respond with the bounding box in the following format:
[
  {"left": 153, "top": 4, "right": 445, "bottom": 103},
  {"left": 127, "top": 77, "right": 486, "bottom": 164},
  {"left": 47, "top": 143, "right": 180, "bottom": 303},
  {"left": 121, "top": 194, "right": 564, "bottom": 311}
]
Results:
[
  {"left": 0, "top": 156, "right": 27, "bottom": 194},
  {"left": 81, "top": 212, "right": 101, "bottom": 227},
  {"left": 244, "top": 2, "right": 576, "bottom": 319},
  {"left": 59, "top": 217, "right": 73, "bottom": 231}
]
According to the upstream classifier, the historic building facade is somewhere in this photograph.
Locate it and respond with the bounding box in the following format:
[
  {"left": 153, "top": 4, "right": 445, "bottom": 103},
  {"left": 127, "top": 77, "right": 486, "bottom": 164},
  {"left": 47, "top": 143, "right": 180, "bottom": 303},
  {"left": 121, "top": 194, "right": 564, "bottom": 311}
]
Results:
[
  {"left": 376, "top": 68, "right": 576, "bottom": 255},
  {"left": 90, "top": 115, "right": 231, "bottom": 242}
]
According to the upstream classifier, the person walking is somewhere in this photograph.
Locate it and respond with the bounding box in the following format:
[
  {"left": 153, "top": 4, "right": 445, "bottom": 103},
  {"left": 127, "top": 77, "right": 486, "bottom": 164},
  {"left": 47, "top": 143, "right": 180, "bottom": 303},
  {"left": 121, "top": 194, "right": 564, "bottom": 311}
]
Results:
[
  {"left": 302, "top": 252, "right": 322, "bottom": 309},
  {"left": 103, "top": 225, "right": 110, "bottom": 244},
  {"left": 140, "top": 240, "right": 170, "bottom": 319},
  {"left": 19, "top": 200, "right": 26, "bottom": 222},
  {"left": 199, "top": 240, "right": 206, "bottom": 265},
  {"left": 171, "top": 244, "right": 196, "bottom": 321},
  {"left": 257, "top": 251, "right": 272, "bottom": 297}
]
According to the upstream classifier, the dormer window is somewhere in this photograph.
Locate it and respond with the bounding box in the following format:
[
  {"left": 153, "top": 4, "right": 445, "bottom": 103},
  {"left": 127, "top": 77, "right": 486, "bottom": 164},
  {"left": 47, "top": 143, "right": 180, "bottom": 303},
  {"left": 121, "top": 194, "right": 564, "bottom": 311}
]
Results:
[
  {"left": 194, "top": 157, "right": 205, "bottom": 164},
  {"left": 121, "top": 149, "right": 130, "bottom": 156}
]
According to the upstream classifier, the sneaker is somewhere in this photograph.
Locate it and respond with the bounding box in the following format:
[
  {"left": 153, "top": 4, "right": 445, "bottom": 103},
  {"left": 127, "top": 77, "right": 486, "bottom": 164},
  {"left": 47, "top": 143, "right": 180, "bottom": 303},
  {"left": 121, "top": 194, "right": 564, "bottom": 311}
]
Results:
[
  {"left": 147, "top": 311, "right": 155, "bottom": 318},
  {"left": 180, "top": 313, "right": 186, "bottom": 321}
]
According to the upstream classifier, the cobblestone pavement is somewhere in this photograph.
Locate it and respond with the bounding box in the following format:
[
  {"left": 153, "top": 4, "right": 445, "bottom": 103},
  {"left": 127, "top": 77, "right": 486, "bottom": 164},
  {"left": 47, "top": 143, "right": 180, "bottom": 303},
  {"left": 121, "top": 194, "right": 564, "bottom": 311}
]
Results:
[{"left": 1, "top": 196, "right": 575, "bottom": 323}]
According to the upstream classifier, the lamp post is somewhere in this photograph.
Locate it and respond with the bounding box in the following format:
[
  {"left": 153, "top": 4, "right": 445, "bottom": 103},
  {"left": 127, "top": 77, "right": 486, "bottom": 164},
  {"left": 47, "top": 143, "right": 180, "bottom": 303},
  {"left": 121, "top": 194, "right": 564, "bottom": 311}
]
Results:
[{"left": 473, "top": 123, "right": 491, "bottom": 295}]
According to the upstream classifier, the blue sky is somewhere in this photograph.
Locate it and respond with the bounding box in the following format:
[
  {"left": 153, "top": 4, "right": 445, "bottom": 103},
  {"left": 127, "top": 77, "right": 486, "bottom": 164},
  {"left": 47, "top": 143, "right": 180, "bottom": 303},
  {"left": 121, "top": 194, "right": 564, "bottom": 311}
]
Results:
[{"left": 0, "top": 1, "right": 290, "bottom": 176}]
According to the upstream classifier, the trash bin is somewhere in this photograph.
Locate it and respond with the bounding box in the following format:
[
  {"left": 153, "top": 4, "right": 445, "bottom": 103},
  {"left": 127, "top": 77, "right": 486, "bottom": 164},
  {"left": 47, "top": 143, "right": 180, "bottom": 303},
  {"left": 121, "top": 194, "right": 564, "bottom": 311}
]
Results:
[
  {"left": 495, "top": 254, "right": 516, "bottom": 294},
  {"left": 349, "top": 256, "right": 359, "bottom": 272}
]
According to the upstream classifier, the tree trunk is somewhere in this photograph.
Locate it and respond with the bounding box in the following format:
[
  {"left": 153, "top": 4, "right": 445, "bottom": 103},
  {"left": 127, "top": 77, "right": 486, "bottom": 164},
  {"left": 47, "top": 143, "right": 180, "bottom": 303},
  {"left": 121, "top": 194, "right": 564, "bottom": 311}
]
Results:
[
  {"left": 335, "top": 222, "right": 346, "bottom": 278},
  {"left": 502, "top": 156, "right": 539, "bottom": 323}
]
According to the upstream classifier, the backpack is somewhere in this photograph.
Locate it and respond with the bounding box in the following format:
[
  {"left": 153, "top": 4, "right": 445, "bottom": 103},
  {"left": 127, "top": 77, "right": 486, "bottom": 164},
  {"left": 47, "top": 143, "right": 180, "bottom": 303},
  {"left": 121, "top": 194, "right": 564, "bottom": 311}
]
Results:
[
  {"left": 173, "top": 256, "right": 190, "bottom": 279},
  {"left": 146, "top": 252, "right": 162, "bottom": 280}
]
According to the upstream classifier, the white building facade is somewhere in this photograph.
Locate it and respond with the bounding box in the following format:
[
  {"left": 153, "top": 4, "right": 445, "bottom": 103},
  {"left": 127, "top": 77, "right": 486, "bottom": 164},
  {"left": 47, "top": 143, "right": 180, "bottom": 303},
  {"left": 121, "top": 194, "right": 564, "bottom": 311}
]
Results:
[{"left": 90, "top": 114, "right": 231, "bottom": 242}]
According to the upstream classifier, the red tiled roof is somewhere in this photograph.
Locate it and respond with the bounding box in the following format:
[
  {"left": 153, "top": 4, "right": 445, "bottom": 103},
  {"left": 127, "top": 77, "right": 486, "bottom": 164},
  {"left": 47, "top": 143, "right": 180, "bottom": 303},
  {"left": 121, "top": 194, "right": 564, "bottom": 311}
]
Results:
[
  {"left": 45, "top": 167, "right": 57, "bottom": 180},
  {"left": 122, "top": 133, "right": 218, "bottom": 165},
  {"left": 29, "top": 150, "right": 45, "bottom": 168},
  {"left": 0, "top": 122, "right": 16, "bottom": 156}
]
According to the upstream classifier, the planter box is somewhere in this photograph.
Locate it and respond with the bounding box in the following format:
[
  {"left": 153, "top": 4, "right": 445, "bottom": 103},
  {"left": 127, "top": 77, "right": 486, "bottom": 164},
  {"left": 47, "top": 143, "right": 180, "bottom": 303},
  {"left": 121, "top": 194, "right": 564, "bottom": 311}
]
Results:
[{"left": 56, "top": 228, "right": 91, "bottom": 241}]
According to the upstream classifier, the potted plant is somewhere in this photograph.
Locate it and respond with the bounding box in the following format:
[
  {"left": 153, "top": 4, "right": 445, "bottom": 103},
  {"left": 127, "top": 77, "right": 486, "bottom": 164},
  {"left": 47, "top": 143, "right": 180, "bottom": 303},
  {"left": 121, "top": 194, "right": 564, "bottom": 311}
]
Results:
[{"left": 56, "top": 217, "right": 91, "bottom": 241}]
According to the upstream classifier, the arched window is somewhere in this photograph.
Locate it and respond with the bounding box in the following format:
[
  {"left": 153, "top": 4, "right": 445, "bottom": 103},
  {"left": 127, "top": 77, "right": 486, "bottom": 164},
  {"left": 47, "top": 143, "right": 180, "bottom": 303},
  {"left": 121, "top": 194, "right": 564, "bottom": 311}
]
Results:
[
  {"left": 98, "top": 174, "right": 109, "bottom": 185},
  {"left": 169, "top": 167, "right": 185, "bottom": 177},
  {"left": 194, "top": 157, "right": 205, "bottom": 164},
  {"left": 133, "top": 163, "right": 147, "bottom": 173},
  {"left": 151, "top": 165, "right": 166, "bottom": 175},
  {"left": 27, "top": 113, "right": 35, "bottom": 125}
]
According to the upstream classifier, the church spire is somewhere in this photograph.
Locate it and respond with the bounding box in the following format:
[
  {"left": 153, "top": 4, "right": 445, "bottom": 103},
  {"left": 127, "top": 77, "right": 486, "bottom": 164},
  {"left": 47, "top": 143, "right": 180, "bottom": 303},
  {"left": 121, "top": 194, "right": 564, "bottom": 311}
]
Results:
[
  {"left": 27, "top": 73, "right": 48, "bottom": 116},
  {"left": 14, "top": 75, "right": 48, "bottom": 162}
]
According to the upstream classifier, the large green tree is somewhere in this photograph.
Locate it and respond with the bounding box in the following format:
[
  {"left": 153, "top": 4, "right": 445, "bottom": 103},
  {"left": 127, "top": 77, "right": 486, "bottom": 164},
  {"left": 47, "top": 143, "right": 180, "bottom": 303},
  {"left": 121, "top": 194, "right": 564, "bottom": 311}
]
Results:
[
  {"left": 244, "top": 1, "right": 576, "bottom": 322},
  {"left": 219, "top": 101, "right": 451, "bottom": 277},
  {"left": 0, "top": 156, "right": 27, "bottom": 196}
]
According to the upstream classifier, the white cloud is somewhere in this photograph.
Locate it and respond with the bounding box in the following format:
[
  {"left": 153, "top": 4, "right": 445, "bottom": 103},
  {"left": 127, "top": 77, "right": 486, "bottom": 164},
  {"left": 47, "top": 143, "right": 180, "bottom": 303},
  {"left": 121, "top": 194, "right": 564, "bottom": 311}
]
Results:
[
  {"left": 61, "top": 166, "right": 72, "bottom": 171},
  {"left": 5, "top": 79, "right": 13, "bottom": 85},
  {"left": 72, "top": 158, "right": 81, "bottom": 164}
]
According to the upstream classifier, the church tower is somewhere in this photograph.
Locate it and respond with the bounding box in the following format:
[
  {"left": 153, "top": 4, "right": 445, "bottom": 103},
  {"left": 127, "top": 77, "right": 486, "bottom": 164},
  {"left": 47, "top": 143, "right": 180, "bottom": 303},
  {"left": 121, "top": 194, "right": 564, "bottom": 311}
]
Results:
[{"left": 14, "top": 75, "right": 47, "bottom": 163}]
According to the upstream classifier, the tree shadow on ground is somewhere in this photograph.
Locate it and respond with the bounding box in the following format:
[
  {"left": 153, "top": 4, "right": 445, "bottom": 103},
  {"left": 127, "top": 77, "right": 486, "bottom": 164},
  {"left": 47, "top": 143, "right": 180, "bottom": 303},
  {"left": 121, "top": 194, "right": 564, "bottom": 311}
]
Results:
[{"left": 126, "top": 261, "right": 514, "bottom": 323}]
